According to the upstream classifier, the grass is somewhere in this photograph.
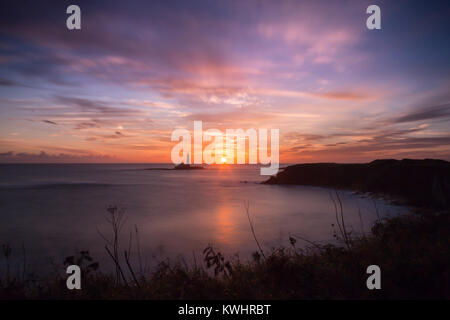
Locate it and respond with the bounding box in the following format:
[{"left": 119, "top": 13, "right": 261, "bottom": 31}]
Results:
[{"left": 0, "top": 202, "right": 449, "bottom": 300}]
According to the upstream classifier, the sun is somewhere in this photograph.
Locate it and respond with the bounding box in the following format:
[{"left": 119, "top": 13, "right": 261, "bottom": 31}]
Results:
[{"left": 220, "top": 157, "right": 227, "bottom": 164}]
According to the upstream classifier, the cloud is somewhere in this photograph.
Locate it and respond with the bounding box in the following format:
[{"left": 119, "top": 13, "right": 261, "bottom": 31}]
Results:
[
  {"left": 137, "top": 78, "right": 244, "bottom": 100},
  {"left": 74, "top": 122, "right": 101, "bottom": 130},
  {"left": 284, "top": 132, "right": 326, "bottom": 143},
  {"left": 1, "top": 1, "right": 450, "bottom": 163},
  {"left": 185, "top": 109, "right": 274, "bottom": 126},
  {"left": 393, "top": 103, "right": 450, "bottom": 123},
  {"left": 286, "top": 123, "right": 450, "bottom": 162},
  {"left": 95, "top": 131, "right": 132, "bottom": 140},
  {"left": 0, "top": 151, "right": 117, "bottom": 163},
  {"left": 123, "top": 144, "right": 166, "bottom": 151},
  {"left": 311, "top": 91, "right": 370, "bottom": 101},
  {"left": 0, "top": 78, "right": 19, "bottom": 86},
  {"left": 42, "top": 120, "right": 57, "bottom": 125},
  {"left": 53, "top": 96, "right": 144, "bottom": 117}
]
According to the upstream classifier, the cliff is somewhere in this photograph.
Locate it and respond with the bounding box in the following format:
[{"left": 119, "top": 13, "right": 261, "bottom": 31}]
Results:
[{"left": 264, "top": 159, "right": 450, "bottom": 208}]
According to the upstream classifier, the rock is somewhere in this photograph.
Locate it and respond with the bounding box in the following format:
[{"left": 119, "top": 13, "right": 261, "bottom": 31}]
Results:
[{"left": 264, "top": 159, "right": 450, "bottom": 209}]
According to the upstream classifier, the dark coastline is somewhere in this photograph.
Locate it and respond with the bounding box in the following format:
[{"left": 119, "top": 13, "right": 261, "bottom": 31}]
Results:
[
  {"left": 264, "top": 159, "right": 450, "bottom": 209},
  {"left": 144, "top": 163, "right": 204, "bottom": 171}
]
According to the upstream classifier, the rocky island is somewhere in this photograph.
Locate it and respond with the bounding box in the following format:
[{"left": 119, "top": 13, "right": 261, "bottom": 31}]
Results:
[
  {"left": 144, "top": 163, "right": 204, "bottom": 171},
  {"left": 174, "top": 163, "right": 204, "bottom": 170}
]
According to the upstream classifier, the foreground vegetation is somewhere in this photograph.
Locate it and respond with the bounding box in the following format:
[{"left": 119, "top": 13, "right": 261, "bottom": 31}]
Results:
[{"left": 1, "top": 203, "right": 448, "bottom": 299}]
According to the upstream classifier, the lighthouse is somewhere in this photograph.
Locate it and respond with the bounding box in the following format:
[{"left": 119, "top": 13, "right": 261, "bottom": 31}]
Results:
[{"left": 186, "top": 152, "right": 190, "bottom": 164}]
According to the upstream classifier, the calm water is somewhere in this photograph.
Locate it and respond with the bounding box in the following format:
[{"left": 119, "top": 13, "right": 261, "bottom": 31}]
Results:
[{"left": 0, "top": 164, "right": 406, "bottom": 273}]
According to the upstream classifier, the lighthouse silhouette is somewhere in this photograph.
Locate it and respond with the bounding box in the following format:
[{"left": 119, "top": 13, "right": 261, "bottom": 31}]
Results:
[{"left": 186, "top": 152, "right": 190, "bottom": 164}]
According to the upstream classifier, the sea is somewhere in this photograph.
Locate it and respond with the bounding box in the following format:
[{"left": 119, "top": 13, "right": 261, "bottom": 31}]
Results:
[{"left": 0, "top": 163, "right": 407, "bottom": 274}]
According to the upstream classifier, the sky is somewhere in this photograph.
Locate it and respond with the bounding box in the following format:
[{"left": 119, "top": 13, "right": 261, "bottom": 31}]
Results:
[{"left": 0, "top": 0, "right": 449, "bottom": 163}]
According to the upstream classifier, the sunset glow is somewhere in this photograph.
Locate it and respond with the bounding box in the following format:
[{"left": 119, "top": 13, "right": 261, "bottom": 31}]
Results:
[
  {"left": 0, "top": 1, "right": 449, "bottom": 163},
  {"left": 0, "top": 0, "right": 449, "bottom": 302}
]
